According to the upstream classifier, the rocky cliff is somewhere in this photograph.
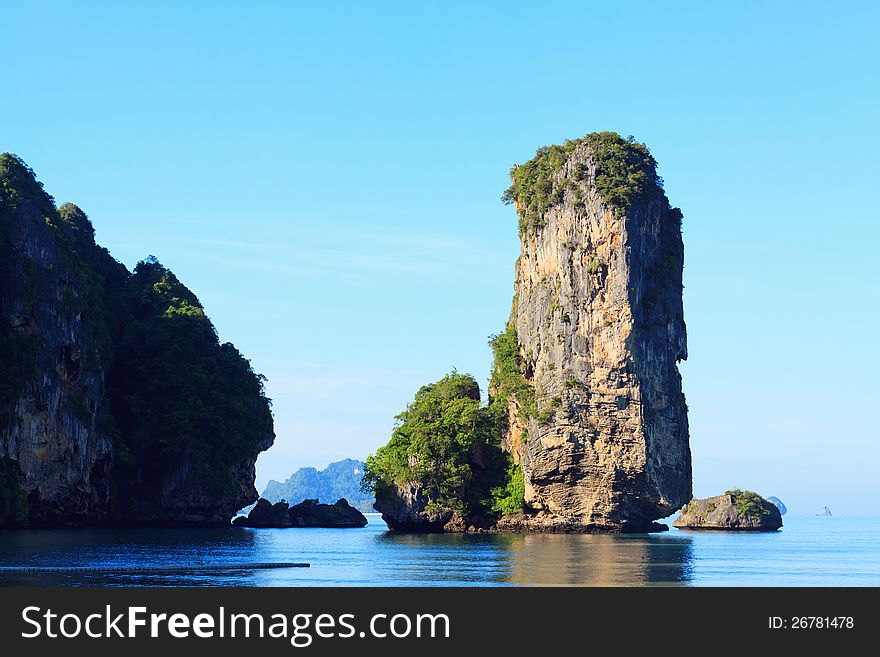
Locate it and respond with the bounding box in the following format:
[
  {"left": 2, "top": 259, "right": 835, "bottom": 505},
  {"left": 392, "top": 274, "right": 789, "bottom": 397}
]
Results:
[
  {"left": 0, "top": 183, "right": 120, "bottom": 525},
  {"left": 0, "top": 154, "right": 274, "bottom": 527},
  {"left": 368, "top": 132, "right": 691, "bottom": 533},
  {"left": 497, "top": 132, "right": 691, "bottom": 531}
]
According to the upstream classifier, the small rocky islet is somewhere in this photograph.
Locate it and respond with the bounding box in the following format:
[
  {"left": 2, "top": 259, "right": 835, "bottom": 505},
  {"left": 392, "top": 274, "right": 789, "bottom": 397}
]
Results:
[
  {"left": 672, "top": 490, "right": 783, "bottom": 531},
  {"left": 233, "top": 498, "right": 367, "bottom": 528}
]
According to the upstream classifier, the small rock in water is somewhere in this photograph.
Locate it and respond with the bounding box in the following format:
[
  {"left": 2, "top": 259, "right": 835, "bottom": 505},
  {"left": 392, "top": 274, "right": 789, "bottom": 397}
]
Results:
[
  {"left": 232, "top": 498, "right": 367, "bottom": 528},
  {"left": 672, "top": 490, "right": 782, "bottom": 531}
]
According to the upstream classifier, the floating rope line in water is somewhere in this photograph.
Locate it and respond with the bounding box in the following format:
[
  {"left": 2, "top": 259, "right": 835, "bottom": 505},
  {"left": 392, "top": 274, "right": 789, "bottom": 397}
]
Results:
[{"left": 0, "top": 562, "right": 309, "bottom": 573}]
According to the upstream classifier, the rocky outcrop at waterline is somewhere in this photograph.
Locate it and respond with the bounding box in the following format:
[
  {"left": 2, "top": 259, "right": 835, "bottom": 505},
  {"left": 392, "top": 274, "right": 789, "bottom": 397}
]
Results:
[
  {"left": 233, "top": 498, "right": 368, "bottom": 528},
  {"left": 672, "top": 490, "right": 783, "bottom": 531},
  {"left": 0, "top": 154, "right": 274, "bottom": 527},
  {"left": 368, "top": 132, "right": 692, "bottom": 533}
]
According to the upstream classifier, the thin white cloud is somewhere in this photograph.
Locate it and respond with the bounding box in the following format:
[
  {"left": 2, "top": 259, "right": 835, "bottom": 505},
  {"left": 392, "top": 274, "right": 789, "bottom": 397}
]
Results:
[
  {"left": 100, "top": 221, "right": 514, "bottom": 278},
  {"left": 265, "top": 368, "right": 413, "bottom": 398}
]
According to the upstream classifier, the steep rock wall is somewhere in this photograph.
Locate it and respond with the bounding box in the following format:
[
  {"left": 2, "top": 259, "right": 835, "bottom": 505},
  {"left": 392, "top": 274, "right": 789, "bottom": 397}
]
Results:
[
  {"left": 501, "top": 134, "right": 691, "bottom": 531},
  {"left": 0, "top": 200, "right": 117, "bottom": 524},
  {"left": 0, "top": 154, "right": 274, "bottom": 527}
]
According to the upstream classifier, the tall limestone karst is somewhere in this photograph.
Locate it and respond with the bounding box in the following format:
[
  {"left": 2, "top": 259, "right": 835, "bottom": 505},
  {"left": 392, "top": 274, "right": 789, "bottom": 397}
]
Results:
[
  {"left": 0, "top": 154, "right": 274, "bottom": 527},
  {"left": 368, "top": 132, "right": 691, "bottom": 532},
  {"left": 495, "top": 132, "right": 691, "bottom": 531}
]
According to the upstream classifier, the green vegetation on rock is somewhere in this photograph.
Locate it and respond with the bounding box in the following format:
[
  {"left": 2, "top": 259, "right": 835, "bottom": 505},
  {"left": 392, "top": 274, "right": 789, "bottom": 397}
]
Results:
[
  {"left": 364, "top": 370, "right": 526, "bottom": 520},
  {"left": 536, "top": 395, "right": 562, "bottom": 425},
  {"left": 108, "top": 258, "right": 274, "bottom": 499},
  {"left": 725, "top": 489, "right": 772, "bottom": 518},
  {"left": 0, "top": 155, "right": 49, "bottom": 421},
  {"left": 361, "top": 326, "right": 536, "bottom": 520},
  {"left": 502, "top": 131, "right": 664, "bottom": 233},
  {"left": 487, "top": 325, "right": 535, "bottom": 421},
  {"left": 0, "top": 154, "right": 56, "bottom": 219},
  {"left": 490, "top": 460, "right": 524, "bottom": 516},
  {"left": 363, "top": 373, "right": 489, "bottom": 515},
  {"left": 1, "top": 153, "right": 274, "bottom": 523},
  {"left": 0, "top": 155, "right": 124, "bottom": 426}
]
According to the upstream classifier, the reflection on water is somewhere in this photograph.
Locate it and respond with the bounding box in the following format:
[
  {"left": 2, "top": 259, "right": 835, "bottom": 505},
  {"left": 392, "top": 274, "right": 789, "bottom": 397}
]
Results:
[
  {"left": 0, "top": 515, "right": 877, "bottom": 586},
  {"left": 505, "top": 533, "right": 693, "bottom": 586},
  {"left": 377, "top": 531, "right": 693, "bottom": 586}
]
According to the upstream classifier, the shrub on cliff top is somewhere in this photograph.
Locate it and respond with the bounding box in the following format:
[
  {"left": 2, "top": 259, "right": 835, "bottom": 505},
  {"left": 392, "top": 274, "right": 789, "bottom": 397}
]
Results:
[
  {"left": 502, "top": 131, "right": 664, "bottom": 233},
  {"left": 0, "top": 153, "right": 56, "bottom": 220},
  {"left": 363, "top": 372, "right": 490, "bottom": 516},
  {"left": 725, "top": 489, "right": 772, "bottom": 518}
]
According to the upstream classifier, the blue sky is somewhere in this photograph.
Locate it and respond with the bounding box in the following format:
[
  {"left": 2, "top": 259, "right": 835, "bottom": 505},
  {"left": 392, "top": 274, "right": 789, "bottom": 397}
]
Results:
[{"left": 3, "top": 2, "right": 878, "bottom": 514}]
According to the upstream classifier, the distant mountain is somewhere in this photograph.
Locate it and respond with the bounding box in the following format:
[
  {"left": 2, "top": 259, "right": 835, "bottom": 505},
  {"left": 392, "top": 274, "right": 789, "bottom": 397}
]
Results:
[
  {"left": 766, "top": 496, "right": 787, "bottom": 515},
  {"left": 262, "top": 459, "right": 374, "bottom": 513}
]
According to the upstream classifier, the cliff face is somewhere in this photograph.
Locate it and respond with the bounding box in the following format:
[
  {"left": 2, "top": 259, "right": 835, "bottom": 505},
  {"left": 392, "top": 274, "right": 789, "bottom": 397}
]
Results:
[
  {"left": 0, "top": 154, "right": 274, "bottom": 527},
  {"left": 0, "top": 198, "right": 120, "bottom": 524},
  {"left": 499, "top": 133, "right": 691, "bottom": 531},
  {"left": 368, "top": 133, "right": 691, "bottom": 533}
]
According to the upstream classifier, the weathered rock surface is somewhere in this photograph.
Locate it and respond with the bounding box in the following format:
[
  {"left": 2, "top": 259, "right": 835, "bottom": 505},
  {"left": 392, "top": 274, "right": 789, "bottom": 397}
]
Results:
[
  {"left": 0, "top": 154, "right": 274, "bottom": 527},
  {"left": 0, "top": 199, "right": 118, "bottom": 525},
  {"left": 369, "top": 133, "right": 692, "bottom": 534},
  {"left": 672, "top": 492, "right": 782, "bottom": 531},
  {"left": 233, "top": 498, "right": 367, "bottom": 528},
  {"left": 502, "top": 134, "right": 691, "bottom": 532},
  {"left": 374, "top": 483, "right": 454, "bottom": 532}
]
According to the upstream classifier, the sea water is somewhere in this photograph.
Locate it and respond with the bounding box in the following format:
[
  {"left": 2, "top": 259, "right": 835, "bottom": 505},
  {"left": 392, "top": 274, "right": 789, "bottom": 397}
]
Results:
[{"left": 0, "top": 514, "right": 877, "bottom": 586}]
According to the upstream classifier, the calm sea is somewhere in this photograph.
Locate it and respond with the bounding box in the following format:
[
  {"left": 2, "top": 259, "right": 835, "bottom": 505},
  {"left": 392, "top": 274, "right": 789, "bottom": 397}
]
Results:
[{"left": 0, "top": 514, "right": 877, "bottom": 587}]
